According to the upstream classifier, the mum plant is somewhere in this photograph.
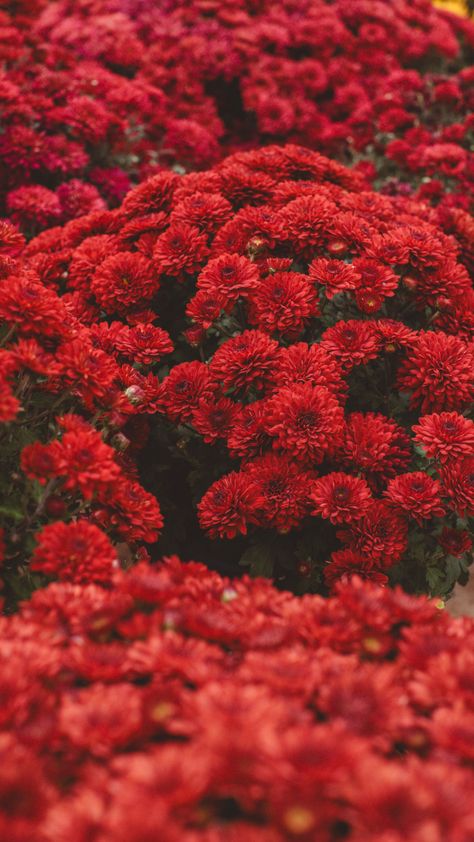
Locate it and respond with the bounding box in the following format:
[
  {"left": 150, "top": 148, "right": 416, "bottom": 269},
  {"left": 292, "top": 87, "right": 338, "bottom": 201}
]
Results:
[{"left": 1, "top": 145, "right": 472, "bottom": 601}]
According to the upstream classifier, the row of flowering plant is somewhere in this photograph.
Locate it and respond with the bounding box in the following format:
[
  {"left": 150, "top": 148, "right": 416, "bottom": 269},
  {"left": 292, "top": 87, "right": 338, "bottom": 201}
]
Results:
[
  {"left": 1, "top": 556, "right": 474, "bottom": 840},
  {"left": 2, "top": 144, "right": 471, "bottom": 601},
  {"left": 0, "top": 214, "right": 164, "bottom": 605},
  {"left": 35, "top": 0, "right": 474, "bottom": 210},
  {"left": 0, "top": 0, "right": 473, "bottom": 236},
  {"left": 0, "top": 1, "right": 222, "bottom": 235}
]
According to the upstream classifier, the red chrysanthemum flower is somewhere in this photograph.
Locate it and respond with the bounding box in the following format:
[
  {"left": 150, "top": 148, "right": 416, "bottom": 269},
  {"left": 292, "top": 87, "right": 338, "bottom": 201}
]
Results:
[
  {"left": 437, "top": 527, "right": 472, "bottom": 558},
  {"left": 0, "top": 220, "right": 24, "bottom": 255},
  {"left": 397, "top": 332, "right": 474, "bottom": 412},
  {"left": 170, "top": 191, "right": 232, "bottom": 234},
  {"left": 385, "top": 472, "right": 445, "bottom": 524},
  {"left": 210, "top": 330, "right": 279, "bottom": 394},
  {"left": 54, "top": 338, "right": 120, "bottom": 402},
  {"left": 196, "top": 253, "right": 260, "bottom": 299},
  {"left": 0, "top": 275, "right": 70, "bottom": 339},
  {"left": 272, "top": 343, "right": 346, "bottom": 400},
  {"left": 352, "top": 257, "right": 399, "bottom": 314},
  {"left": 160, "top": 361, "right": 214, "bottom": 421},
  {"left": 153, "top": 223, "right": 209, "bottom": 278},
  {"left": 198, "top": 471, "right": 262, "bottom": 539},
  {"left": 341, "top": 412, "right": 412, "bottom": 488},
  {"left": 226, "top": 399, "right": 273, "bottom": 460},
  {"left": 55, "top": 419, "right": 122, "bottom": 500},
  {"left": 243, "top": 453, "right": 314, "bottom": 531},
  {"left": 338, "top": 501, "right": 408, "bottom": 567},
  {"left": 0, "top": 380, "right": 20, "bottom": 422},
  {"left": 324, "top": 549, "right": 388, "bottom": 589},
  {"left": 121, "top": 172, "right": 178, "bottom": 218},
  {"left": 321, "top": 320, "right": 380, "bottom": 369},
  {"left": 186, "top": 288, "right": 227, "bottom": 330},
  {"left": 374, "top": 319, "right": 417, "bottom": 352},
  {"left": 265, "top": 383, "right": 344, "bottom": 464},
  {"left": 21, "top": 441, "right": 62, "bottom": 484},
  {"left": 7, "top": 185, "right": 62, "bottom": 229},
  {"left": 311, "top": 472, "right": 372, "bottom": 524},
  {"left": 279, "top": 194, "right": 337, "bottom": 251},
  {"left": 412, "top": 412, "right": 474, "bottom": 464},
  {"left": 248, "top": 271, "right": 319, "bottom": 337},
  {"left": 68, "top": 235, "right": 122, "bottom": 292},
  {"left": 31, "top": 521, "right": 117, "bottom": 583},
  {"left": 97, "top": 479, "right": 164, "bottom": 543},
  {"left": 308, "top": 258, "right": 362, "bottom": 299},
  {"left": 91, "top": 252, "right": 158, "bottom": 314},
  {"left": 441, "top": 456, "right": 474, "bottom": 517},
  {"left": 114, "top": 324, "right": 173, "bottom": 366},
  {"left": 191, "top": 397, "right": 239, "bottom": 444}
]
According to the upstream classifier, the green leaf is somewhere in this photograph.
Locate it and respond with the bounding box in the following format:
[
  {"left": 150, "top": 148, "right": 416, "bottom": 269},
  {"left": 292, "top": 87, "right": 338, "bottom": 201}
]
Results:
[
  {"left": 239, "top": 544, "right": 274, "bottom": 579},
  {"left": 0, "top": 505, "right": 23, "bottom": 522}
]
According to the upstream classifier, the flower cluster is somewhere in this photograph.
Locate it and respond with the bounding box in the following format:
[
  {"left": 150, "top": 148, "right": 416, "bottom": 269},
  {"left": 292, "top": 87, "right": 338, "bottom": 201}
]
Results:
[
  {"left": 0, "top": 0, "right": 473, "bottom": 235},
  {"left": 0, "top": 216, "right": 164, "bottom": 603},
  {"left": 0, "top": 2, "right": 221, "bottom": 236},
  {"left": 6, "top": 144, "right": 471, "bottom": 599},
  {"left": 1, "top": 555, "right": 474, "bottom": 841}
]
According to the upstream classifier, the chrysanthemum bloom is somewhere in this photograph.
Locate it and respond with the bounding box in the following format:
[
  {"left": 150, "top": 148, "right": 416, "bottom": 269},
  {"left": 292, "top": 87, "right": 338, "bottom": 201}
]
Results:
[
  {"left": 91, "top": 252, "right": 158, "bottom": 314},
  {"left": 279, "top": 194, "right": 339, "bottom": 251},
  {"left": 0, "top": 275, "right": 70, "bottom": 339},
  {"left": 341, "top": 413, "right": 412, "bottom": 488},
  {"left": 374, "top": 320, "right": 417, "bottom": 352},
  {"left": 265, "top": 383, "right": 344, "bottom": 464},
  {"left": 210, "top": 330, "right": 279, "bottom": 394},
  {"left": 0, "top": 380, "right": 20, "bottom": 422},
  {"left": 311, "top": 472, "right": 372, "bottom": 524},
  {"left": 437, "top": 527, "right": 472, "bottom": 558},
  {"left": 160, "top": 361, "right": 214, "bottom": 421},
  {"left": 196, "top": 253, "right": 260, "bottom": 299},
  {"left": 170, "top": 191, "right": 232, "bottom": 234},
  {"left": 198, "top": 472, "right": 262, "bottom": 538},
  {"left": 96, "top": 479, "right": 164, "bottom": 543},
  {"left": 113, "top": 324, "right": 173, "bottom": 366},
  {"left": 272, "top": 343, "right": 346, "bottom": 401},
  {"left": 54, "top": 420, "right": 122, "bottom": 500},
  {"left": 338, "top": 501, "right": 408, "bottom": 567},
  {"left": 309, "top": 258, "right": 362, "bottom": 298},
  {"left": 227, "top": 399, "right": 273, "bottom": 460},
  {"left": 6, "top": 185, "right": 62, "bottom": 230},
  {"left": 412, "top": 412, "right": 474, "bottom": 464},
  {"left": 59, "top": 682, "right": 143, "bottom": 758},
  {"left": 248, "top": 271, "right": 319, "bottom": 337},
  {"left": 22, "top": 417, "right": 121, "bottom": 500},
  {"left": 441, "top": 456, "right": 474, "bottom": 516},
  {"left": 397, "top": 332, "right": 474, "bottom": 412},
  {"left": 0, "top": 220, "right": 24, "bottom": 255},
  {"left": 385, "top": 472, "right": 446, "bottom": 524},
  {"left": 352, "top": 258, "right": 399, "bottom": 313},
  {"left": 321, "top": 320, "right": 380, "bottom": 369},
  {"left": 191, "top": 397, "right": 239, "bottom": 444},
  {"left": 31, "top": 521, "right": 117, "bottom": 583},
  {"left": 324, "top": 549, "right": 388, "bottom": 589},
  {"left": 56, "top": 179, "right": 106, "bottom": 222},
  {"left": 68, "top": 234, "right": 121, "bottom": 292},
  {"left": 54, "top": 338, "right": 120, "bottom": 403},
  {"left": 243, "top": 453, "right": 314, "bottom": 531},
  {"left": 153, "top": 223, "right": 209, "bottom": 278}
]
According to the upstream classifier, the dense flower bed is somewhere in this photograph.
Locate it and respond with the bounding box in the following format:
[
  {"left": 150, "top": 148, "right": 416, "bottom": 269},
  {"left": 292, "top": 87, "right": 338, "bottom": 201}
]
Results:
[
  {"left": 0, "top": 0, "right": 473, "bottom": 235},
  {"left": 1, "top": 556, "right": 474, "bottom": 841},
  {"left": 0, "top": 1, "right": 221, "bottom": 235},
  {"left": 1, "top": 145, "right": 472, "bottom": 602}
]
